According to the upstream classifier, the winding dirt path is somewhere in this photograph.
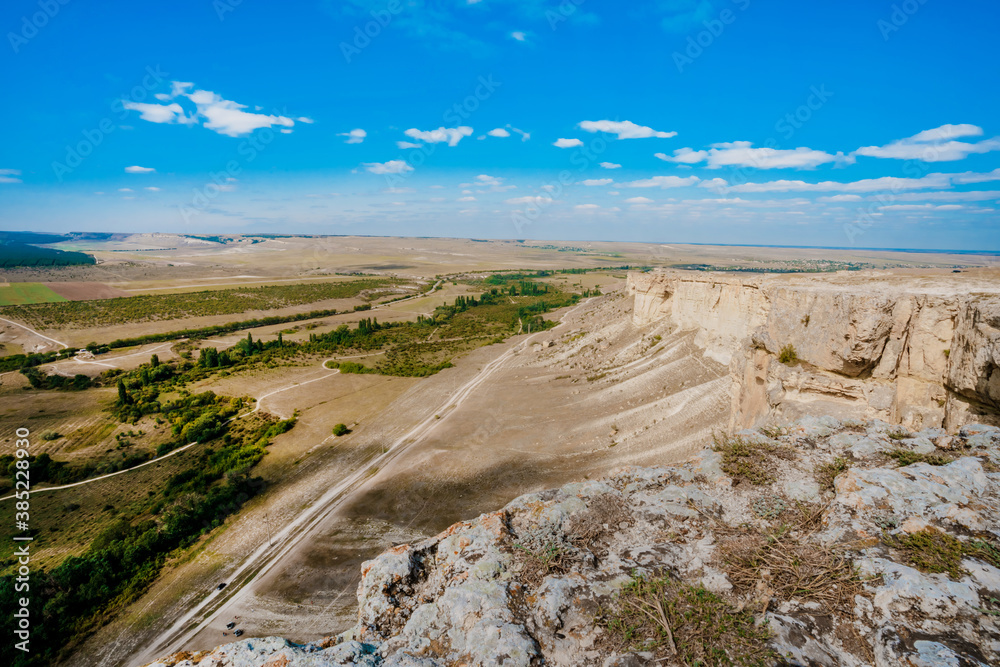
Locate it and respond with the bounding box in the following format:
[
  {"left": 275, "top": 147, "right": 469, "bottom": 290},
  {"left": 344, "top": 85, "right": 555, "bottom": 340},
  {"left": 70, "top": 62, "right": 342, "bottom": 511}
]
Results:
[
  {"left": 0, "top": 315, "right": 68, "bottom": 349},
  {"left": 0, "top": 359, "right": 342, "bottom": 503},
  {"left": 128, "top": 298, "right": 590, "bottom": 667}
]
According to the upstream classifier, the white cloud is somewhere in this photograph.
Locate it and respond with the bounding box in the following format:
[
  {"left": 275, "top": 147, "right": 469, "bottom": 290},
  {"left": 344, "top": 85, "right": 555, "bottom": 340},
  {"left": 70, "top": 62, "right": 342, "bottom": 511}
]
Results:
[
  {"left": 579, "top": 178, "right": 613, "bottom": 186},
  {"left": 619, "top": 175, "right": 701, "bottom": 188},
  {"left": 404, "top": 126, "right": 473, "bottom": 146},
  {"left": 888, "top": 190, "right": 1000, "bottom": 203},
  {"left": 397, "top": 141, "right": 423, "bottom": 149},
  {"left": 487, "top": 128, "right": 510, "bottom": 138},
  {"left": 624, "top": 196, "right": 654, "bottom": 204},
  {"left": 854, "top": 124, "right": 1000, "bottom": 162},
  {"left": 0, "top": 168, "right": 22, "bottom": 184},
  {"left": 949, "top": 168, "right": 1000, "bottom": 184},
  {"left": 123, "top": 82, "right": 306, "bottom": 137},
  {"left": 655, "top": 148, "right": 705, "bottom": 164},
  {"left": 682, "top": 197, "right": 813, "bottom": 208},
  {"left": 697, "top": 177, "right": 729, "bottom": 190},
  {"left": 878, "top": 203, "right": 965, "bottom": 211},
  {"left": 511, "top": 31, "right": 527, "bottom": 41},
  {"left": 510, "top": 126, "right": 530, "bottom": 142},
  {"left": 471, "top": 174, "right": 502, "bottom": 186},
  {"left": 145, "top": 186, "right": 161, "bottom": 192},
  {"left": 600, "top": 162, "right": 622, "bottom": 169},
  {"left": 658, "top": 142, "right": 848, "bottom": 169},
  {"left": 125, "top": 165, "right": 155, "bottom": 173},
  {"left": 728, "top": 173, "right": 954, "bottom": 193},
  {"left": 118, "top": 188, "right": 133, "bottom": 192},
  {"left": 553, "top": 138, "right": 583, "bottom": 148},
  {"left": 818, "top": 194, "right": 863, "bottom": 202},
  {"left": 296, "top": 117, "right": 315, "bottom": 124},
  {"left": 459, "top": 174, "right": 515, "bottom": 192},
  {"left": 457, "top": 196, "right": 477, "bottom": 201},
  {"left": 574, "top": 204, "right": 600, "bottom": 210},
  {"left": 186, "top": 89, "right": 295, "bottom": 137},
  {"left": 363, "top": 160, "right": 413, "bottom": 175},
  {"left": 578, "top": 120, "right": 676, "bottom": 139},
  {"left": 339, "top": 128, "right": 366, "bottom": 144},
  {"left": 506, "top": 195, "right": 555, "bottom": 205},
  {"left": 122, "top": 101, "right": 193, "bottom": 125}
]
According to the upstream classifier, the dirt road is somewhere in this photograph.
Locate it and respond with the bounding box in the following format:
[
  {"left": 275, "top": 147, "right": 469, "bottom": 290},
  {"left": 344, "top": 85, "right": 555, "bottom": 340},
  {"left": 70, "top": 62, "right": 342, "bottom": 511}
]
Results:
[{"left": 126, "top": 299, "right": 590, "bottom": 667}]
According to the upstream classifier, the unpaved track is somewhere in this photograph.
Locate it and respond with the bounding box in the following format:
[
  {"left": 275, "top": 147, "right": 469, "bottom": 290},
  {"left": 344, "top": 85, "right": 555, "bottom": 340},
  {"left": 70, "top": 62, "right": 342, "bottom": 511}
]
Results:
[
  {"left": 127, "top": 299, "right": 589, "bottom": 667},
  {"left": 0, "top": 360, "right": 340, "bottom": 503},
  {"left": 0, "top": 315, "right": 68, "bottom": 349}
]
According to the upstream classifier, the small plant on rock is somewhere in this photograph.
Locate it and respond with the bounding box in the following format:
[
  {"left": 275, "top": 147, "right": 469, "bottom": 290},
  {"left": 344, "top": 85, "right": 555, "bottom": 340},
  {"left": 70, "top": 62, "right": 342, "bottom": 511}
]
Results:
[
  {"left": 778, "top": 344, "right": 798, "bottom": 364},
  {"left": 815, "top": 457, "right": 850, "bottom": 491},
  {"left": 601, "top": 573, "right": 777, "bottom": 666},
  {"left": 713, "top": 433, "right": 794, "bottom": 486},
  {"left": 885, "top": 528, "right": 965, "bottom": 579},
  {"left": 888, "top": 449, "right": 953, "bottom": 467},
  {"left": 751, "top": 495, "right": 787, "bottom": 520}
]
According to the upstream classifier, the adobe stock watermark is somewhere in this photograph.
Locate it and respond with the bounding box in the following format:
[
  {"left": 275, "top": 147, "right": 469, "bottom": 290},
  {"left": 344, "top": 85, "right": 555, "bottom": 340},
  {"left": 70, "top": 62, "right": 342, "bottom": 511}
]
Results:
[
  {"left": 177, "top": 109, "right": 291, "bottom": 223},
  {"left": 546, "top": 0, "right": 587, "bottom": 30},
  {"left": 12, "top": 427, "right": 33, "bottom": 655},
  {"left": 842, "top": 157, "right": 933, "bottom": 244},
  {"left": 877, "top": 0, "right": 929, "bottom": 41},
  {"left": 381, "top": 74, "right": 501, "bottom": 189},
  {"left": 706, "top": 84, "right": 834, "bottom": 197},
  {"left": 340, "top": 0, "right": 405, "bottom": 63},
  {"left": 511, "top": 131, "right": 614, "bottom": 234},
  {"left": 213, "top": 0, "right": 244, "bottom": 21},
  {"left": 7, "top": 0, "right": 72, "bottom": 54},
  {"left": 672, "top": 0, "right": 751, "bottom": 74},
  {"left": 51, "top": 65, "right": 169, "bottom": 181}
]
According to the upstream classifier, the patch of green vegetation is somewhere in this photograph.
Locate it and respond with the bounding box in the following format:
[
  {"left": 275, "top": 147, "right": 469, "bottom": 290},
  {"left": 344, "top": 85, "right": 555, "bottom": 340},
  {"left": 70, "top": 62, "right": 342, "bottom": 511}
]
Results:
[
  {"left": 601, "top": 574, "right": 777, "bottom": 666},
  {"left": 778, "top": 344, "right": 798, "bottom": 364},
  {"left": 887, "top": 449, "right": 953, "bottom": 467},
  {"left": 0, "top": 243, "right": 95, "bottom": 269},
  {"left": 0, "top": 278, "right": 399, "bottom": 328},
  {"left": 886, "top": 428, "right": 910, "bottom": 441},
  {"left": 967, "top": 539, "right": 1000, "bottom": 570},
  {"left": 713, "top": 434, "right": 794, "bottom": 486},
  {"left": 751, "top": 495, "right": 787, "bottom": 520},
  {"left": 0, "top": 409, "right": 295, "bottom": 667},
  {"left": 0, "top": 282, "right": 68, "bottom": 306},
  {"left": 815, "top": 457, "right": 850, "bottom": 491},
  {"left": 332, "top": 423, "right": 350, "bottom": 436},
  {"left": 885, "top": 528, "right": 965, "bottom": 579}
]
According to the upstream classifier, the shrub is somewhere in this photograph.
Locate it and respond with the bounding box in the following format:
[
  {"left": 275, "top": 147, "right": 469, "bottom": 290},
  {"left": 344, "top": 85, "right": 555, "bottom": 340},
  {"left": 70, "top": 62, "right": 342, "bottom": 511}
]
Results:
[
  {"left": 601, "top": 574, "right": 777, "bottom": 666},
  {"left": 712, "top": 434, "right": 794, "bottom": 486},
  {"left": 778, "top": 344, "right": 798, "bottom": 364},
  {"left": 332, "top": 423, "right": 350, "bottom": 436}
]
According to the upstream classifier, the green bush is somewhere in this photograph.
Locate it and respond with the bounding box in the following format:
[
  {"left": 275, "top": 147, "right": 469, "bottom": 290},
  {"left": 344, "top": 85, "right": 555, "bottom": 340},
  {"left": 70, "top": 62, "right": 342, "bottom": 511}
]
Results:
[
  {"left": 778, "top": 344, "right": 798, "bottom": 364},
  {"left": 332, "top": 423, "right": 350, "bottom": 436}
]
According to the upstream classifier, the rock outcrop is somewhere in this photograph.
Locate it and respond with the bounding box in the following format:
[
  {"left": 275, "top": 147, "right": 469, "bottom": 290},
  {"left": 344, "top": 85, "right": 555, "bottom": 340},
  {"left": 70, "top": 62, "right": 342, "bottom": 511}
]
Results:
[
  {"left": 145, "top": 418, "right": 1000, "bottom": 667},
  {"left": 627, "top": 270, "right": 1000, "bottom": 431}
]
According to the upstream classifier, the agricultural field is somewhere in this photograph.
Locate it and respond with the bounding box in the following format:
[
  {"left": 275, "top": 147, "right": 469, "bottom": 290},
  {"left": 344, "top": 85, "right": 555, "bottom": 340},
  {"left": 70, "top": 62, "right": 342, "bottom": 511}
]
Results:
[
  {"left": 0, "top": 277, "right": 407, "bottom": 329},
  {"left": 0, "top": 282, "right": 68, "bottom": 305}
]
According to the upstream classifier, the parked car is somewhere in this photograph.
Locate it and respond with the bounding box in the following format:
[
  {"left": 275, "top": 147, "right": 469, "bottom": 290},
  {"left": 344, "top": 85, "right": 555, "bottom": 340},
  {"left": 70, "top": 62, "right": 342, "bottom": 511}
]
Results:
[
  {"left": 234, "top": 629, "right": 244, "bottom": 637},
  {"left": 226, "top": 622, "right": 235, "bottom": 629},
  {"left": 217, "top": 582, "right": 227, "bottom": 590}
]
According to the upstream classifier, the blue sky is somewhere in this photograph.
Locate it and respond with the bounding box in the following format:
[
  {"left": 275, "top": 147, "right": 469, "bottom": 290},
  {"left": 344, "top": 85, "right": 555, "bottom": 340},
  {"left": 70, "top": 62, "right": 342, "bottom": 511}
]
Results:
[{"left": 1, "top": 0, "right": 998, "bottom": 249}]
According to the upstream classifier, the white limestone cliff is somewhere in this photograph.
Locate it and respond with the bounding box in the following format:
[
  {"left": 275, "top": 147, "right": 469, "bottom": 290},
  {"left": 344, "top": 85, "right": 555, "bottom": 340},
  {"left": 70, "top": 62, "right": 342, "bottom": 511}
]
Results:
[{"left": 627, "top": 270, "right": 1000, "bottom": 431}]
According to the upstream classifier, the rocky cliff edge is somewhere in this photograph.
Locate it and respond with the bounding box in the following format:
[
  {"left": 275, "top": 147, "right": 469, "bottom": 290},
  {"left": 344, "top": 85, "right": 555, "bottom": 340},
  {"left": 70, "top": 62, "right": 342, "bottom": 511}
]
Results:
[{"left": 145, "top": 417, "right": 1000, "bottom": 667}]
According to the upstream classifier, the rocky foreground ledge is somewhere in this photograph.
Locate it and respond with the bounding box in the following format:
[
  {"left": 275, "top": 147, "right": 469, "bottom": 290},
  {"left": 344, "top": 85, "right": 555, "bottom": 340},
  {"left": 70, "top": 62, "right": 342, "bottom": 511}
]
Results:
[{"left": 147, "top": 418, "right": 1000, "bottom": 667}]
